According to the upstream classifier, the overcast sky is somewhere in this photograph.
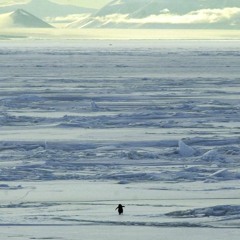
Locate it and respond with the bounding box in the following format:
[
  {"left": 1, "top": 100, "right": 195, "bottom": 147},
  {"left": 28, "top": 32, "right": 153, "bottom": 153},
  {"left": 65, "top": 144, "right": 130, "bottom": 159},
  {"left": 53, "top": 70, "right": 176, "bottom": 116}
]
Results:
[{"left": 0, "top": 0, "right": 112, "bottom": 9}]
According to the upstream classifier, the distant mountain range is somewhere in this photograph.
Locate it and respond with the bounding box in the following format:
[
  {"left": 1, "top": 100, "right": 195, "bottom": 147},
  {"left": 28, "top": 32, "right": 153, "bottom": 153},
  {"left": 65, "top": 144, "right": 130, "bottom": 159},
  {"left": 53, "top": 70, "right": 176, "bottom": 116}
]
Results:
[
  {"left": 94, "top": 0, "right": 240, "bottom": 16},
  {"left": 0, "top": 0, "right": 94, "bottom": 18},
  {"left": 67, "top": 0, "right": 240, "bottom": 29},
  {"left": 0, "top": 9, "right": 54, "bottom": 28},
  {"left": 0, "top": 0, "right": 239, "bottom": 29}
]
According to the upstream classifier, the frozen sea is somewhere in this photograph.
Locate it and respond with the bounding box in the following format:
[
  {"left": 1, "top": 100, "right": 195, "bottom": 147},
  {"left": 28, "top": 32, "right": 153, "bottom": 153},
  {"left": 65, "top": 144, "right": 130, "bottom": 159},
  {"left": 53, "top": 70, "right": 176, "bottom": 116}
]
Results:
[{"left": 0, "top": 40, "right": 240, "bottom": 239}]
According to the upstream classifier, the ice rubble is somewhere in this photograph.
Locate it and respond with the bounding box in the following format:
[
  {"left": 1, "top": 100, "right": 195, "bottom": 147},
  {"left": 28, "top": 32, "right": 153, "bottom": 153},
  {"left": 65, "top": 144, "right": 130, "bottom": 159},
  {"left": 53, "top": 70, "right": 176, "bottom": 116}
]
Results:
[
  {"left": 166, "top": 205, "right": 240, "bottom": 218},
  {"left": 0, "top": 138, "right": 240, "bottom": 182},
  {"left": 178, "top": 140, "right": 196, "bottom": 157},
  {"left": 0, "top": 184, "right": 23, "bottom": 190},
  {"left": 0, "top": 41, "right": 240, "bottom": 240},
  {"left": 201, "top": 149, "right": 225, "bottom": 161}
]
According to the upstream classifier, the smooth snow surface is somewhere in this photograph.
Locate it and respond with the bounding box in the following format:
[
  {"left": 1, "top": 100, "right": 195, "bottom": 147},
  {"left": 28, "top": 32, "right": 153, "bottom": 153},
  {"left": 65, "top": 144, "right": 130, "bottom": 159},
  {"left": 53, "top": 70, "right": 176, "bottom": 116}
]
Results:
[{"left": 0, "top": 40, "right": 240, "bottom": 239}]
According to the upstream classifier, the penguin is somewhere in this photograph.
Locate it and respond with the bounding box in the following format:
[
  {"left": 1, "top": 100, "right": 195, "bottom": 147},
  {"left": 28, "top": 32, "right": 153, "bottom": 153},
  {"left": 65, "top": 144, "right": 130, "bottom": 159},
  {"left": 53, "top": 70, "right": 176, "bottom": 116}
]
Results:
[{"left": 115, "top": 204, "right": 125, "bottom": 215}]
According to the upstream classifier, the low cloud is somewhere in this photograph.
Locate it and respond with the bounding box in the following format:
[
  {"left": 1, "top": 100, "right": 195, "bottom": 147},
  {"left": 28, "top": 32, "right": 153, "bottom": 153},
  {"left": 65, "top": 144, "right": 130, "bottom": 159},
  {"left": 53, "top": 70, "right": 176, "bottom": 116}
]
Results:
[
  {"left": 95, "top": 7, "right": 240, "bottom": 25},
  {"left": 45, "top": 14, "right": 90, "bottom": 24}
]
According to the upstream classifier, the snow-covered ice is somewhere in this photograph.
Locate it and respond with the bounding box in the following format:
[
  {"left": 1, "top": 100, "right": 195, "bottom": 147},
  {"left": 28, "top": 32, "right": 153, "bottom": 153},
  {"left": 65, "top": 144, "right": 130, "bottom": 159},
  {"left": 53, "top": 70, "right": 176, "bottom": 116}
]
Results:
[{"left": 0, "top": 40, "right": 240, "bottom": 239}]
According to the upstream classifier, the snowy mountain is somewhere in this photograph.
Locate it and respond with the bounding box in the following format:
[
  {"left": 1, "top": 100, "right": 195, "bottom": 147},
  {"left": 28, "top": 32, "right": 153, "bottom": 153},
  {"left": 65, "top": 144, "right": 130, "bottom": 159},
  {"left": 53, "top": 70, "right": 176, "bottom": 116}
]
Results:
[
  {"left": 94, "top": 0, "right": 148, "bottom": 16},
  {"left": 0, "top": 0, "right": 95, "bottom": 18},
  {"left": 95, "top": 0, "right": 240, "bottom": 16},
  {"left": 67, "top": 0, "right": 240, "bottom": 29},
  {"left": 0, "top": 9, "right": 54, "bottom": 28}
]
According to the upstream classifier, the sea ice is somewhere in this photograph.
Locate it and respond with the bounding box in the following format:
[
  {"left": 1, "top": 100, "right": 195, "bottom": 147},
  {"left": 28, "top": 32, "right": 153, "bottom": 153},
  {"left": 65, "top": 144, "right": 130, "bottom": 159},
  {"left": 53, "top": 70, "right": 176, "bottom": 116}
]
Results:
[{"left": 0, "top": 39, "right": 239, "bottom": 240}]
